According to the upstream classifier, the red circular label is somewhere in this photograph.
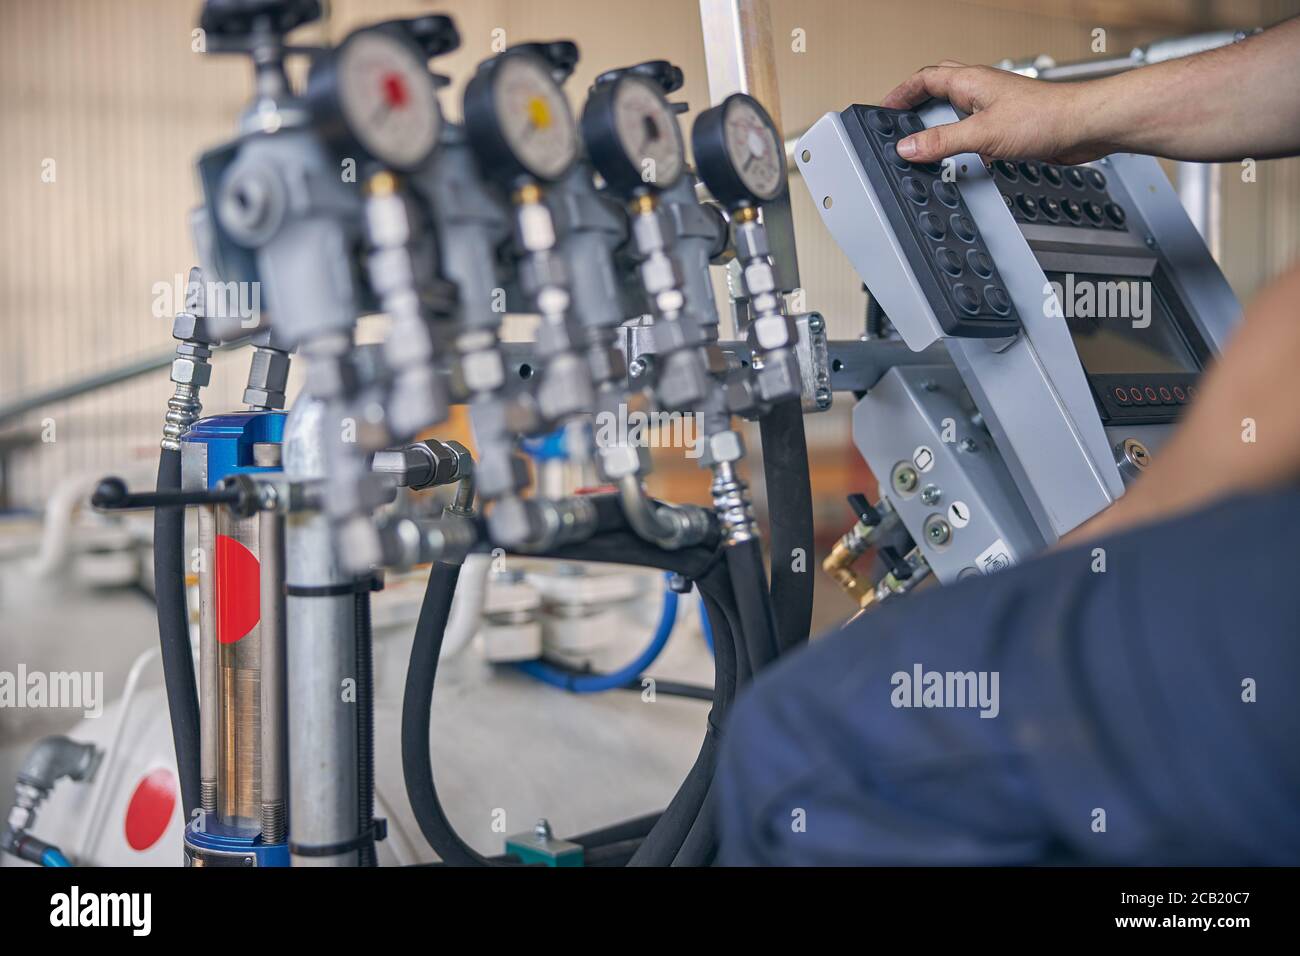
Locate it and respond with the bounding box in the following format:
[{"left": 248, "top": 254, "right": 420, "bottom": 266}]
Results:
[
  {"left": 216, "top": 534, "right": 261, "bottom": 644},
  {"left": 124, "top": 767, "right": 177, "bottom": 851}
]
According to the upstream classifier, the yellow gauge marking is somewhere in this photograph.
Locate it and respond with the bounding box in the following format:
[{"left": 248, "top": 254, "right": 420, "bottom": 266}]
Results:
[{"left": 527, "top": 95, "right": 552, "bottom": 129}]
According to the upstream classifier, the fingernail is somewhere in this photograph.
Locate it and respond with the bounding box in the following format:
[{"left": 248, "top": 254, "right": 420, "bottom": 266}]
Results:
[{"left": 897, "top": 137, "right": 918, "bottom": 158}]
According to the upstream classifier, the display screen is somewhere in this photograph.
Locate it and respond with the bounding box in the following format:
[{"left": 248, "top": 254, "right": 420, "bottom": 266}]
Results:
[{"left": 1046, "top": 272, "right": 1199, "bottom": 375}]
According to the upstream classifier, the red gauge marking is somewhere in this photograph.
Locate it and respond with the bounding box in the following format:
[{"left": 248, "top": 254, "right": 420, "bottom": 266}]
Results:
[
  {"left": 382, "top": 72, "right": 409, "bottom": 108},
  {"left": 124, "top": 767, "right": 176, "bottom": 851},
  {"left": 216, "top": 534, "right": 260, "bottom": 644}
]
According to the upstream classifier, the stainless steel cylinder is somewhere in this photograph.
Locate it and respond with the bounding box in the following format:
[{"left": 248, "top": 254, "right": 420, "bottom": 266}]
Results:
[{"left": 284, "top": 396, "right": 360, "bottom": 866}]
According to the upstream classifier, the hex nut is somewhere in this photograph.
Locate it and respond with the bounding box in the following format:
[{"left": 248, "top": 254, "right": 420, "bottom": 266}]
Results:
[{"left": 171, "top": 356, "right": 212, "bottom": 387}]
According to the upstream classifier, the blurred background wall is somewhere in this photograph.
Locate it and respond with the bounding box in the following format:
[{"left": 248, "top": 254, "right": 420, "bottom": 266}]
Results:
[{"left": 2, "top": 0, "right": 1297, "bottom": 626}]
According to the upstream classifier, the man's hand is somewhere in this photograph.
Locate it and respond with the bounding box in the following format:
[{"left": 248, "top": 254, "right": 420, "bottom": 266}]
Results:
[{"left": 880, "top": 61, "right": 1106, "bottom": 165}]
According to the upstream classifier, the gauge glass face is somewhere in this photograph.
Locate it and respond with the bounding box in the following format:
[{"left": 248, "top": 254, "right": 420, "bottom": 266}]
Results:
[
  {"left": 492, "top": 54, "right": 578, "bottom": 180},
  {"left": 723, "top": 97, "right": 783, "bottom": 200},
  {"left": 336, "top": 31, "right": 440, "bottom": 168},
  {"left": 612, "top": 76, "right": 684, "bottom": 188}
]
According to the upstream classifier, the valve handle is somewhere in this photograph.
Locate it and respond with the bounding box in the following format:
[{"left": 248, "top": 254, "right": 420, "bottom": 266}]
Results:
[{"left": 91, "top": 476, "right": 243, "bottom": 512}]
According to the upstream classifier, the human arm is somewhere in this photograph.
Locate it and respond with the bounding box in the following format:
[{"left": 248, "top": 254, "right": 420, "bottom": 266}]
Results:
[{"left": 879, "top": 17, "right": 1300, "bottom": 165}]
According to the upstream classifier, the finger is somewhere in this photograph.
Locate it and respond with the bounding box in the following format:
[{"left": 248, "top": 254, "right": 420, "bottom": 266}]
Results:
[
  {"left": 896, "top": 113, "right": 992, "bottom": 163},
  {"left": 879, "top": 65, "right": 960, "bottom": 110},
  {"left": 936, "top": 59, "right": 967, "bottom": 68}
]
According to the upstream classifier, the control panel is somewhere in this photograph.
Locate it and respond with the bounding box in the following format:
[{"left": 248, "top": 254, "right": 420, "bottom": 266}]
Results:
[
  {"left": 798, "top": 99, "right": 1240, "bottom": 582},
  {"left": 840, "top": 106, "right": 1021, "bottom": 338}
]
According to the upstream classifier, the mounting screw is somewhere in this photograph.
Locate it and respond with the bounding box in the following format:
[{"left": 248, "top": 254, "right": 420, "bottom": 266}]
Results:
[
  {"left": 920, "top": 484, "right": 942, "bottom": 506},
  {"left": 807, "top": 313, "right": 825, "bottom": 334},
  {"left": 815, "top": 387, "right": 832, "bottom": 408},
  {"left": 959, "top": 438, "right": 978, "bottom": 453},
  {"left": 923, "top": 514, "right": 952, "bottom": 547},
  {"left": 891, "top": 461, "right": 919, "bottom": 494}
]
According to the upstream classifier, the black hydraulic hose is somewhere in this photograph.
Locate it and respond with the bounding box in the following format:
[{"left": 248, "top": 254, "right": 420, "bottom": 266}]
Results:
[
  {"left": 628, "top": 566, "right": 738, "bottom": 866},
  {"left": 568, "top": 811, "right": 661, "bottom": 849},
  {"left": 404, "top": 524, "right": 743, "bottom": 867},
  {"left": 726, "top": 537, "right": 781, "bottom": 674},
  {"left": 355, "top": 586, "right": 377, "bottom": 867},
  {"left": 152, "top": 448, "right": 201, "bottom": 824},
  {"left": 402, "top": 561, "right": 501, "bottom": 866},
  {"left": 759, "top": 399, "right": 815, "bottom": 653},
  {"left": 672, "top": 780, "right": 719, "bottom": 866}
]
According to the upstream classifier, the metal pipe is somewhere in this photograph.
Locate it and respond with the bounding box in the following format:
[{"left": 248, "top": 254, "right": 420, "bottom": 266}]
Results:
[
  {"left": 617, "top": 474, "right": 711, "bottom": 550},
  {"left": 283, "top": 396, "right": 359, "bottom": 866},
  {"left": 258, "top": 510, "right": 287, "bottom": 845},
  {"left": 1177, "top": 159, "right": 1222, "bottom": 261},
  {"left": 198, "top": 505, "right": 219, "bottom": 818}
]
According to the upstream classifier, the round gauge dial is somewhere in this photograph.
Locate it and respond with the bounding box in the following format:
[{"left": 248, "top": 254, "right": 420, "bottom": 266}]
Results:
[
  {"left": 468, "top": 51, "right": 578, "bottom": 184},
  {"left": 612, "top": 75, "right": 684, "bottom": 189},
  {"left": 331, "top": 29, "right": 441, "bottom": 171},
  {"left": 692, "top": 92, "right": 787, "bottom": 206},
  {"left": 582, "top": 74, "right": 685, "bottom": 195}
]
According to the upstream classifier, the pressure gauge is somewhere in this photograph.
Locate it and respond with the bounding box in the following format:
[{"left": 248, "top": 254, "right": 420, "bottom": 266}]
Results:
[
  {"left": 581, "top": 74, "right": 685, "bottom": 195},
  {"left": 308, "top": 27, "right": 442, "bottom": 172},
  {"left": 692, "top": 93, "right": 787, "bottom": 206},
  {"left": 463, "top": 50, "right": 580, "bottom": 185}
]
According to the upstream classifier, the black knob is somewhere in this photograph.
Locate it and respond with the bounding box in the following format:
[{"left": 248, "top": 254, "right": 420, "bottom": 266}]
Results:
[
  {"left": 200, "top": 0, "right": 321, "bottom": 38},
  {"left": 391, "top": 16, "right": 461, "bottom": 59},
  {"left": 91, "top": 477, "right": 129, "bottom": 509},
  {"left": 595, "top": 59, "right": 684, "bottom": 95},
  {"left": 507, "top": 40, "right": 580, "bottom": 82}
]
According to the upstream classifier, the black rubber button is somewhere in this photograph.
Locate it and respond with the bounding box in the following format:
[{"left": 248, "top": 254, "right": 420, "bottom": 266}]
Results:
[
  {"left": 935, "top": 247, "right": 963, "bottom": 275},
  {"left": 1104, "top": 202, "right": 1127, "bottom": 227},
  {"left": 953, "top": 283, "right": 981, "bottom": 314},
  {"left": 1061, "top": 198, "right": 1082, "bottom": 223},
  {"left": 984, "top": 285, "right": 1011, "bottom": 315},
  {"left": 1144, "top": 386, "right": 1159, "bottom": 403},
  {"left": 1082, "top": 200, "right": 1103, "bottom": 225},
  {"left": 1114, "top": 387, "right": 1130, "bottom": 405},
  {"left": 1041, "top": 164, "right": 1063, "bottom": 187},
  {"left": 1173, "top": 386, "right": 1187, "bottom": 402},
  {"left": 902, "top": 176, "right": 929, "bottom": 204},
  {"left": 1064, "top": 167, "right": 1087, "bottom": 189},
  {"left": 919, "top": 211, "right": 946, "bottom": 239},
  {"left": 1129, "top": 387, "right": 1145, "bottom": 404},
  {"left": 994, "top": 160, "right": 1019, "bottom": 181},
  {"left": 933, "top": 180, "right": 960, "bottom": 206},
  {"left": 950, "top": 214, "right": 977, "bottom": 242},
  {"left": 967, "top": 249, "right": 993, "bottom": 278},
  {"left": 1038, "top": 196, "right": 1061, "bottom": 221},
  {"left": 867, "top": 111, "right": 895, "bottom": 136},
  {"left": 1016, "top": 193, "right": 1039, "bottom": 219},
  {"left": 897, "top": 113, "right": 924, "bottom": 136},
  {"left": 1158, "top": 386, "right": 1173, "bottom": 403},
  {"left": 1086, "top": 168, "right": 1107, "bottom": 191},
  {"left": 887, "top": 143, "right": 911, "bottom": 170},
  {"left": 1017, "top": 161, "right": 1041, "bottom": 184}
]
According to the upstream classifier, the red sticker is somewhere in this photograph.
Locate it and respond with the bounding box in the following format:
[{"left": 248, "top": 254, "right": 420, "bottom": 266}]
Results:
[
  {"left": 216, "top": 534, "right": 261, "bottom": 644},
  {"left": 124, "top": 767, "right": 176, "bottom": 851}
]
